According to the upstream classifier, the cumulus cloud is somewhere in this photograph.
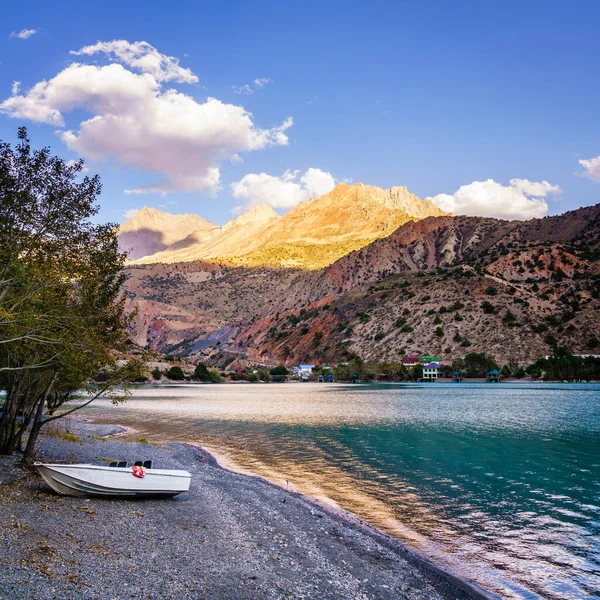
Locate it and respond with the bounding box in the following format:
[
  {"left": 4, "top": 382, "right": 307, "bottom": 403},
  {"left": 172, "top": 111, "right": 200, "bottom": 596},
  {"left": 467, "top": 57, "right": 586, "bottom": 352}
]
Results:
[
  {"left": 10, "top": 28, "right": 38, "bottom": 40},
  {"left": 232, "top": 168, "right": 336, "bottom": 212},
  {"left": 428, "top": 178, "right": 561, "bottom": 220},
  {"left": 71, "top": 40, "right": 198, "bottom": 83},
  {"left": 233, "top": 78, "right": 272, "bottom": 95},
  {"left": 578, "top": 156, "right": 600, "bottom": 182},
  {"left": 0, "top": 41, "right": 292, "bottom": 195}
]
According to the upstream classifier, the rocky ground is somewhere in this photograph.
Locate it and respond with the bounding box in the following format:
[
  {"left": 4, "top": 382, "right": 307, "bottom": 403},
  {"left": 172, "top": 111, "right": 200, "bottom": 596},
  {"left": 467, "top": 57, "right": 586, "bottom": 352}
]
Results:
[{"left": 0, "top": 421, "right": 493, "bottom": 600}]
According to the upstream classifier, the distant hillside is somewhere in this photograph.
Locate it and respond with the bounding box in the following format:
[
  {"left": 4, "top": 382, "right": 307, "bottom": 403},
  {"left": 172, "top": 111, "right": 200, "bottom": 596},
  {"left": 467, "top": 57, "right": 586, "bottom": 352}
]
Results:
[
  {"left": 122, "top": 183, "right": 447, "bottom": 269},
  {"left": 122, "top": 203, "right": 600, "bottom": 367},
  {"left": 118, "top": 207, "right": 216, "bottom": 260},
  {"left": 235, "top": 204, "right": 600, "bottom": 366}
]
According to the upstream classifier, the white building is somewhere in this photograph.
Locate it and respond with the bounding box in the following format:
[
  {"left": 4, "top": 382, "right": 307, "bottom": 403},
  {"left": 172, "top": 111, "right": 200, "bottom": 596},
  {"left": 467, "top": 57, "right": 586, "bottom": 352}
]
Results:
[
  {"left": 295, "top": 364, "right": 315, "bottom": 381},
  {"left": 422, "top": 361, "right": 440, "bottom": 381}
]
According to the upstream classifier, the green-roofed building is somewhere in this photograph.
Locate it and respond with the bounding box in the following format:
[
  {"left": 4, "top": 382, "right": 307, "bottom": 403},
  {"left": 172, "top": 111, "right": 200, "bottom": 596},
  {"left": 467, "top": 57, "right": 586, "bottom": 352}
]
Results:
[{"left": 419, "top": 354, "right": 439, "bottom": 364}]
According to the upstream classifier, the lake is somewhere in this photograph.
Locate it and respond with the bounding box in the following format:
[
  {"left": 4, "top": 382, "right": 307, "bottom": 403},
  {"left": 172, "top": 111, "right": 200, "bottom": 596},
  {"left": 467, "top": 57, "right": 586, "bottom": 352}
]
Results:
[{"left": 79, "top": 382, "right": 600, "bottom": 599}]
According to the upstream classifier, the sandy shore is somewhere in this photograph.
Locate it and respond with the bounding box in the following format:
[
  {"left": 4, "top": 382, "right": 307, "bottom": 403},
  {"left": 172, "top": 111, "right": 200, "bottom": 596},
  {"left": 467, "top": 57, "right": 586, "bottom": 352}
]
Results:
[{"left": 0, "top": 421, "right": 495, "bottom": 600}]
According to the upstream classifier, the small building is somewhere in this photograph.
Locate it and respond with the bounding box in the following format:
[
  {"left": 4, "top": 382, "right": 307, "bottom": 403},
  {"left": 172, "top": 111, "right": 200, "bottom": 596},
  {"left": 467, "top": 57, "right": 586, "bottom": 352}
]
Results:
[
  {"left": 317, "top": 374, "right": 325, "bottom": 383},
  {"left": 296, "top": 364, "right": 315, "bottom": 381},
  {"left": 326, "top": 372, "right": 334, "bottom": 383},
  {"left": 452, "top": 370, "right": 465, "bottom": 382},
  {"left": 419, "top": 354, "right": 440, "bottom": 365},
  {"left": 422, "top": 361, "right": 440, "bottom": 382},
  {"left": 487, "top": 369, "right": 501, "bottom": 382},
  {"left": 403, "top": 354, "right": 420, "bottom": 367}
]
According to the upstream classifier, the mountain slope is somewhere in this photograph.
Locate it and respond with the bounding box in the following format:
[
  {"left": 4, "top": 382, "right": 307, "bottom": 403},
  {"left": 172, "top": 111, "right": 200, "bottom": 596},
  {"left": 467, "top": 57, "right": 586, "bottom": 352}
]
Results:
[
  {"left": 122, "top": 202, "right": 600, "bottom": 367},
  {"left": 118, "top": 207, "right": 217, "bottom": 260},
  {"left": 226, "top": 204, "right": 600, "bottom": 365}
]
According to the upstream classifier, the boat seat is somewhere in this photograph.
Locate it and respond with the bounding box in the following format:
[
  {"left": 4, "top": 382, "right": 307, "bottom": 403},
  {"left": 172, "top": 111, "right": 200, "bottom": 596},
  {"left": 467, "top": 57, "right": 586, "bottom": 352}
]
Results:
[
  {"left": 117, "top": 461, "right": 127, "bottom": 468},
  {"left": 109, "top": 462, "right": 118, "bottom": 467},
  {"left": 143, "top": 460, "right": 152, "bottom": 469},
  {"left": 133, "top": 461, "right": 143, "bottom": 467}
]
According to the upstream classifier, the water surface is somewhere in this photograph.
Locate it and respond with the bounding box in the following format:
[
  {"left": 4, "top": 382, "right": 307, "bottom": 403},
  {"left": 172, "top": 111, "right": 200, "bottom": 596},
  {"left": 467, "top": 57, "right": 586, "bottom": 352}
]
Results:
[{"left": 79, "top": 382, "right": 600, "bottom": 599}]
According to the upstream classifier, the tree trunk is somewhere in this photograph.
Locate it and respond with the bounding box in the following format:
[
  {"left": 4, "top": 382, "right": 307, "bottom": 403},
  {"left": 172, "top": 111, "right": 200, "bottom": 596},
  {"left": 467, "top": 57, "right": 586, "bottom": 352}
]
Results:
[{"left": 22, "top": 372, "right": 58, "bottom": 463}]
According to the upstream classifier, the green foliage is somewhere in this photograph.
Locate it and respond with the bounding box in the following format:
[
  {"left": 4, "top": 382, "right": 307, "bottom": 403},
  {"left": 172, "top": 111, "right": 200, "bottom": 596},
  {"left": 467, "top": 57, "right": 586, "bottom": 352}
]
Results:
[
  {"left": 0, "top": 128, "right": 144, "bottom": 458},
  {"left": 356, "top": 312, "right": 371, "bottom": 324},
  {"left": 454, "top": 312, "right": 464, "bottom": 322},
  {"left": 194, "top": 363, "right": 210, "bottom": 381},
  {"left": 463, "top": 352, "right": 499, "bottom": 377},
  {"left": 434, "top": 327, "right": 444, "bottom": 338},
  {"left": 166, "top": 366, "right": 185, "bottom": 380},
  {"left": 374, "top": 332, "right": 385, "bottom": 341},
  {"left": 269, "top": 365, "right": 289, "bottom": 376},
  {"left": 433, "top": 315, "right": 442, "bottom": 325},
  {"left": 151, "top": 368, "right": 162, "bottom": 381},
  {"left": 257, "top": 368, "right": 272, "bottom": 382},
  {"left": 481, "top": 301, "right": 496, "bottom": 314},
  {"left": 526, "top": 351, "right": 600, "bottom": 381},
  {"left": 485, "top": 285, "right": 498, "bottom": 296}
]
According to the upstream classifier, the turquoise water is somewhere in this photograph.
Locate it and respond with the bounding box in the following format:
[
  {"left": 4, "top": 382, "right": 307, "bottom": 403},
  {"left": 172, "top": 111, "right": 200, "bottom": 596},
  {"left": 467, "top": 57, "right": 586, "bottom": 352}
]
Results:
[{"left": 81, "top": 382, "right": 600, "bottom": 599}]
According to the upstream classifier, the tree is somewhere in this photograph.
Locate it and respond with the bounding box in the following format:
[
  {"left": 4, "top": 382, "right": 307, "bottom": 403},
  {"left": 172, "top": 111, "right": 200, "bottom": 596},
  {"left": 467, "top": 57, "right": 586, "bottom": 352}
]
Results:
[
  {"left": 463, "top": 352, "right": 499, "bottom": 377},
  {"left": 166, "top": 366, "right": 185, "bottom": 380},
  {"left": 257, "top": 368, "right": 272, "bottom": 382},
  {"left": 268, "top": 365, "right": 288, "bottom": 382},
  {"left": 0, "top": 129, "right": 144, "bottom": 459},
  {"left": 151, "top": 368, "right": 162, "bottom": 381},
  {"left": 194, "top": 363, "right": 210, "bottom": 381}
]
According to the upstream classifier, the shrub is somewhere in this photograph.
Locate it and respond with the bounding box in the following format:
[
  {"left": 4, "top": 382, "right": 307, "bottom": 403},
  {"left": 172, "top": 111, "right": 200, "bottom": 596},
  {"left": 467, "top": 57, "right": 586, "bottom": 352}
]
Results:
[
  {"left": 194, "top": 363, "right": 210, "bottom": 381},
  {"left": 454, "top": 312, "right": 464, "bottom": 322},
  {"left": 270, "top": 365, "right": 289, "bottom": 376},
  {"left": 374, "top": 332, "right": 385, "bottom": 341},
  {"left": 481, "top": 300, "right": 496, "bottom": 314},
  {"left": 166, "top": 366, "right": 185, "bottom": 380},
  {"left": 434, "top": 327, "right": 444, "bottom": 338},
  {"left": 485, "top": 285, "right": 498, "bottom": 296},
  {"left": 151, "top": 368, "right": 162, "bottom": 381},
  {"left": 433, "top": 315, "right": 442, "bottom": 325}
]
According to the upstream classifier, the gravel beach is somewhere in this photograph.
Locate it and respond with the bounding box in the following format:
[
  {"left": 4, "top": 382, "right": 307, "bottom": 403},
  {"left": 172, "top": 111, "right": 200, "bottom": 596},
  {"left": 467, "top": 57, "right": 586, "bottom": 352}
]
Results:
[{"left": 0, "top": 420, "right": 494, "bottom": 600}]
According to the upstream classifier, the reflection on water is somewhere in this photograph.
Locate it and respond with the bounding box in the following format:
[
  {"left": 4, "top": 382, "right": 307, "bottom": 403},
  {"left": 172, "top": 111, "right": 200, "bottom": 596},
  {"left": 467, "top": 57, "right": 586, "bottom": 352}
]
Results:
[{"left": 79, "top": 382, "right": 600, "bottom": 599}]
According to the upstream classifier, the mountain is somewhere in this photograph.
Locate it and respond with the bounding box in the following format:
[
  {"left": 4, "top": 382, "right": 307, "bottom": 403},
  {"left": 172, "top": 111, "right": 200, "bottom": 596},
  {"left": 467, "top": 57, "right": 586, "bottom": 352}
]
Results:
[
  {"left": 223, "top": 183, "right": 447, "bottom": 269},
  {"left": 121, "top": 202, "right": 600, "bottom": 367},
  {"left": 125, "top": 183, "right": 447, "bottom": 269},
  {"left": 235, "top": 204, "right": 600, "bottom": 366},
  {"left": 132, "top": 204, "right": 280, "bottom": 265},
  {"left": 118, "top": 207, "right": 216, "bottom": 260}
]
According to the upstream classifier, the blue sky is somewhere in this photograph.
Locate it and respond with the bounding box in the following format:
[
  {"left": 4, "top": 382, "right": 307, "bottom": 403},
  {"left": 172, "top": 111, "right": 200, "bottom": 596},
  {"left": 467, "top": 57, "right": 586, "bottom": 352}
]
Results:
[{"left": 1, "top": 0, "right": 599, "bottom": 225}]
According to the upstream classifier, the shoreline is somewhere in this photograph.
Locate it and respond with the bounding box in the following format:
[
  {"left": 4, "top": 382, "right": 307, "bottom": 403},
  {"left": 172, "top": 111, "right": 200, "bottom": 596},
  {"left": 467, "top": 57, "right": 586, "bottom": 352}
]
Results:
[{"left": 0, "top": 419, "right": 497, "bottom": 600}]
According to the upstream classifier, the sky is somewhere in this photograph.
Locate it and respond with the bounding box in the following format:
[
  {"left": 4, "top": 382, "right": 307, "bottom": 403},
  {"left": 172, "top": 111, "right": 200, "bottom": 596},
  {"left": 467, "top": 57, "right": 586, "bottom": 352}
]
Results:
[{"left": 1, "top": 0, "right": 599, "bottom": 226}]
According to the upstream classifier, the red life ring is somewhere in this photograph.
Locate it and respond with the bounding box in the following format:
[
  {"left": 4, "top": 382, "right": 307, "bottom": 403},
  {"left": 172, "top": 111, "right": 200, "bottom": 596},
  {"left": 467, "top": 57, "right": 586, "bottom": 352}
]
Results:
[{"left": 132, "top": 465, "right": 145, "bottom": 478}]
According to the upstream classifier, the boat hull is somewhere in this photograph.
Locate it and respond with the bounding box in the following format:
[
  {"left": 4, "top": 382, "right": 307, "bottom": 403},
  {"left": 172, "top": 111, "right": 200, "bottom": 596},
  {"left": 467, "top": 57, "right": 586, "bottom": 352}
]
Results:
[{"left": 34, "top": 463, "right": 191, "bottom": 498}]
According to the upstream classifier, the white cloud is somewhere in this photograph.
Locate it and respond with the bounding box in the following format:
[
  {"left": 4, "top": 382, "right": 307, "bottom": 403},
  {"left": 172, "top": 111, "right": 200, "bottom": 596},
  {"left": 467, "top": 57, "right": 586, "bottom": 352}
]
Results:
[
  {"left": 123, "top": 208, "right": 139, "bottom": 219},
  {"left": 232, "top": 168, "right": 336, "bottom": 212},
  {"left": 578, "top": 156, "right": 600, "bottom": 182},
  {"left": 233, "top": 78, "right": 272, "bottom": 95},
  {"left": 0, "top": 41, "right": 292, "bottom": 195},
  {"left": 428, "top": 178, "right": 561, "bottom": 220},
  {"left": 10, "top": 29, "right": 38, "bottom": 40},
  {"left": 11, "top": 81, "right": 20, "bottom": 95},
  {"left": 71, "top": 40, "right": 198, "bottom": 84}
]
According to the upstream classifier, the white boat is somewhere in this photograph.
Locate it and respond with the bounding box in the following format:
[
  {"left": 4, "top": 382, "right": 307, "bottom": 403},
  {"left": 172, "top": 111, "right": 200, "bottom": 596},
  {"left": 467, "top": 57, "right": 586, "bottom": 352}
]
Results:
[{"left": 34, "top": 461, "right": 191, "bottom": 498}]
